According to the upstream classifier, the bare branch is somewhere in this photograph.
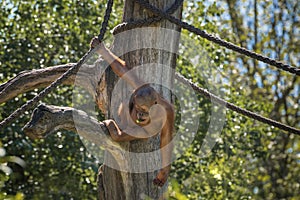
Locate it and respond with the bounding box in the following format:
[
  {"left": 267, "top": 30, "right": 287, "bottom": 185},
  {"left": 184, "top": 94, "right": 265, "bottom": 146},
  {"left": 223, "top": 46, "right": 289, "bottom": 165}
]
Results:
[
  {"left": 1, "top": 64, "right": 71, "bottom": 103},
  {"left": 23, "top": 104, "right": 122, "bottom": 152},
  {"left": 0, "top": 60, "right": 106, "bottom": 105}
]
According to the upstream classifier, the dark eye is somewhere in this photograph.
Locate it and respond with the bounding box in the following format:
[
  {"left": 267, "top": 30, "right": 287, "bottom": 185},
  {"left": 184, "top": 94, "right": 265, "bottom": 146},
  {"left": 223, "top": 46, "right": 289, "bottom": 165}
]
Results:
[{"left": 155, "top": 101, "right": 157, "bottom": 104}]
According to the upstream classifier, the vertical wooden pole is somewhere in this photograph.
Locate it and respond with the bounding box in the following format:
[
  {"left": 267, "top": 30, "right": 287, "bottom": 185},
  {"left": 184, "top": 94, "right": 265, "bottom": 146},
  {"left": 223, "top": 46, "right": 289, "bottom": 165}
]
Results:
[{"left": 98, "top": 0, "right": 182, "bottom": 199}]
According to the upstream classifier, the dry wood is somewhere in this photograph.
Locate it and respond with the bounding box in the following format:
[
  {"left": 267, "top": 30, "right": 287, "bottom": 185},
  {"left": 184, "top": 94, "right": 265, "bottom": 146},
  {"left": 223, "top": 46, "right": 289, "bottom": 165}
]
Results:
[{"left": 23, "top": 104, "right": 121, "bottom": 152}]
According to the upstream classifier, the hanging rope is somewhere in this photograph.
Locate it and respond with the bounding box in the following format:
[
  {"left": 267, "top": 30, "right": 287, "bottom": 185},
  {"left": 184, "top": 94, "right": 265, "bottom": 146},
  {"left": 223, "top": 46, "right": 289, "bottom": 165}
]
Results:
[
  {"left": 0, "top": 0, "right": 114, "bottom": 129},
  {"left": 175, "top": 73, "right": 300, "bottom": 135},
  {"left": 134, "top": 0, "right": 300, "bottom": 76}
]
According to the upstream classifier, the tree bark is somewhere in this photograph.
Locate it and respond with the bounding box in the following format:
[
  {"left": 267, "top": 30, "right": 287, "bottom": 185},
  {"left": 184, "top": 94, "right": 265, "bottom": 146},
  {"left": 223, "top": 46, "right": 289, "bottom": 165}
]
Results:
[
  {"left": 0, "top": 64, "right": 75, "bottom": 104},
  {"left": 22, "top": 104, "right": 123, "bottom": 158},
  {"left": 0, "top": 60, "right": 108, "bottom": 115},
  {"left": 98, "top": 0, "right": 182, "bottom": 199}
]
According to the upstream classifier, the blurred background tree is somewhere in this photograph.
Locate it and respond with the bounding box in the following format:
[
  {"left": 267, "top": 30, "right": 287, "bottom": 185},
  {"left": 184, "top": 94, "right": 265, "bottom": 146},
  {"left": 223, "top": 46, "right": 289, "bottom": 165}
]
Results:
[
  {"left": 169, "top": 0, "right": 299, "bottom": 199},
  {"left": 0, "top": 0, "right": 299, "bottom": 199}
]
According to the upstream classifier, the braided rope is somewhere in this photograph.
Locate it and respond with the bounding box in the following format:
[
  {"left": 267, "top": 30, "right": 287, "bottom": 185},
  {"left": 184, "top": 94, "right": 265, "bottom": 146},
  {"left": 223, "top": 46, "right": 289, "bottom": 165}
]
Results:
[
  {"left": 113, "top": 0, "right": 183, "bottom": 35},
  {"left": 175, "top": 73, "right": 300, "bottom": 135},
  {"left": 0, "top": 0, "right": 114, "bottom": 129},
  {"left": 98, "top": 0, "right": 114, "bottom": 42},
  {"left": 135, "top": 0, "right": 300, "bottom": 76}
]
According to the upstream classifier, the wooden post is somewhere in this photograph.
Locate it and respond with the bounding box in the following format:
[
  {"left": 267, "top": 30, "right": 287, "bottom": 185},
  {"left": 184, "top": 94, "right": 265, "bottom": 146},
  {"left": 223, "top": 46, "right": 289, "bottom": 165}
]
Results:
[{"left": 98, "top": 0, "right": 182, "bottom": 199}]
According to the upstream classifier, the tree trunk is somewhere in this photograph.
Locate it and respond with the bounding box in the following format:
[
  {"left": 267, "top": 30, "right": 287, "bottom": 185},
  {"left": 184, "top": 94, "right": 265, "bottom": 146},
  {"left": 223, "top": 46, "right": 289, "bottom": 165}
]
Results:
[{"left": 98, "top": 0, "right": 182, "bottom": 199}]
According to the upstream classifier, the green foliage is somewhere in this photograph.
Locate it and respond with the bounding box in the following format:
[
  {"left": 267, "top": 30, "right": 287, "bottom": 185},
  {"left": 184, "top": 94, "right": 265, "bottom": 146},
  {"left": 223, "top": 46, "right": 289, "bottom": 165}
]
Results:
[{"left": 0, "top": 142, "right": 25, "bottom": 200}]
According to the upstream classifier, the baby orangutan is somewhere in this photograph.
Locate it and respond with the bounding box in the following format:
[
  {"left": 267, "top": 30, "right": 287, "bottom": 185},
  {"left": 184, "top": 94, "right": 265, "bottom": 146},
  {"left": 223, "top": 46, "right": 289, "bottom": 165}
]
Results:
[{"left": 90, "top": 37, "right": 175, "bottom": 187}]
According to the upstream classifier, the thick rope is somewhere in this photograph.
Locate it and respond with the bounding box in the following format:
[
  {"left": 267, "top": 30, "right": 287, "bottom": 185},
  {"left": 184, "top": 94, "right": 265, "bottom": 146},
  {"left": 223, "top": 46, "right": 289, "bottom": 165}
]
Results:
[
  {"left": 175, "top": 73, "right": 300, "bottom": 135},
  {"left": 0, "top": 0, "right": 114, "bottom": 129},
  {"left": 135, "top": 0, "right": 299, "bottom": 76},
  {"left": 113, "top": 0, "right": 183, "bottom": 35},
  {"left": 98, "top": 0, "right": 113, "bottom": 42}
]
